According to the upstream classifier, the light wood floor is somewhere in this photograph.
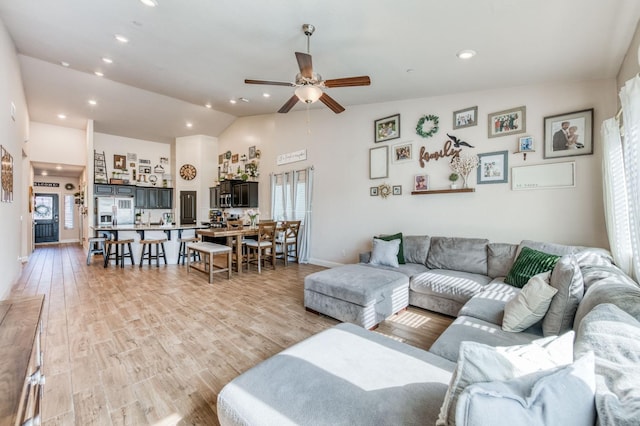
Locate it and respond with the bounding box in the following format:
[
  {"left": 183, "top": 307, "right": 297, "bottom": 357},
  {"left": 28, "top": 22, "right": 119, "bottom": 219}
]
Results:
[{"left": 10, "top": 244, "right": 453, "bottom": 426}]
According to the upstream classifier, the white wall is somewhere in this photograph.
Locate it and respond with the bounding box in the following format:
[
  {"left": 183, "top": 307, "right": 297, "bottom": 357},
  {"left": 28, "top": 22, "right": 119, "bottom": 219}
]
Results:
[
  {"left": 219, "top": 79, "right": 616, "bottom": 266},
  {"left": 0, "top": 19, "right": 29, "bottom": 299},
  {"left": 30, "top": 121, "right": 86, "bottom": 165},
  {"left": 618, "top": 19, "right": 640, "bottom": 90},
  {"left": 33, "top": 176, "right": 81, "bottom": 243}
]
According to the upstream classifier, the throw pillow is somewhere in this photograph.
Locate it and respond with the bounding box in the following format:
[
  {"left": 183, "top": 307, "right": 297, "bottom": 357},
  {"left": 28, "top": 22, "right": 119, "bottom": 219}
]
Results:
[
  {"left": 369, "top": 238, "right": 400, "bottom": 268},
  {"left": 436, "top": 332, "right": 574, "bottom": 426},
  {"left": 375, "top": 232, "right": 405, "bottom": 264},
  {"left": 502, "top": 272, "right": 558, "bottom": 332},
  {"left": 455, "top": 352, "right": 596, "bottom": 426},
  {"left": 542, "top": 254, "right": 585, "bottom": 336},
  {"left": 504, "top": 247, "right": 560, "bottom": 288}
]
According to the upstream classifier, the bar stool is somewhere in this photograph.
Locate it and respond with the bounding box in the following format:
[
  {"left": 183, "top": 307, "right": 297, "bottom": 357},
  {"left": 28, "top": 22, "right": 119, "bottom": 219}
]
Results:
[
  {"left": 178, "top": 232, "right": 201, "bottom": 265},
  {"left": 86, "top": 236, "right": 106, "bottom": 265},
  {"left": 103, "top": 239, "right": 135, "bottom": 268},
  {"left": 139, "top": 238, "right": 168, "bottom": 267}
]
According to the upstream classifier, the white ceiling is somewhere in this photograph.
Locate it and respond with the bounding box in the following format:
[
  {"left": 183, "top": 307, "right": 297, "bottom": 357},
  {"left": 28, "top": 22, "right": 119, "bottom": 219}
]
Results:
[{"left": 2, "top": 0, "right": 639, "bottom": 149}]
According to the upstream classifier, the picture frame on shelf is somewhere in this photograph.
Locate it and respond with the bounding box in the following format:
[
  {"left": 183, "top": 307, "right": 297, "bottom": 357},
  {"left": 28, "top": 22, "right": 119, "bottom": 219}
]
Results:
[
  {"left": 392, "top": 185, "right": 402, "bottom": 195},
  {"left": 391, "top": 142, "right": 413, "bottom": 163},
  {"left": 249, "top": 146, "right": 257, "bottom": 159},
  {"left": 369, "top": 146, "right": 389, "bottom": 179},
  {"left": 414, "top": 174, "right": 429, "bottom": 191},
  {"left": 453, "top": 106, "right": 478, "bottom": 129},
  {"left": 543, "top": 108, "right": 594, "bottom": 159},
  {"left": 488, "top": 105, "right": 526, "bottom": 138},
  {"left": 477, "top": 150, "right": 508, "bottom": 184},
  {"left": 374, "top": 114, "right": 400, "bottom": 143},
  {"left": 370, "top": 186, "right": 378, "bottom": 196},
  {"left": 518, "top": 136, "right": 534, "bottom": 152},
  {"left": 113, "top": 154, "right": 126, "bottom": 170}
]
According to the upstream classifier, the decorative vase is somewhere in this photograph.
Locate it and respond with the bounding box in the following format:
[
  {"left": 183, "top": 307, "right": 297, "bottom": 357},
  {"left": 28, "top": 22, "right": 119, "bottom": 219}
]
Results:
[
  {"left": 461, "top": 174, "right": 469, "bottom": 188},
  {"left": 450, "top": 183, "right": 457, "bottom": 190},
  {"left": 250, "top": 216, "right": 257, "bottom": 229}
]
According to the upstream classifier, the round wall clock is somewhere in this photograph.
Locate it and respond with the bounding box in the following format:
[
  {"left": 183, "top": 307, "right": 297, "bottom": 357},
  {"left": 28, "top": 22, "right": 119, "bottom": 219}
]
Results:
[{"left": 179, "top": 164, "right": 197, "bottom": 180}]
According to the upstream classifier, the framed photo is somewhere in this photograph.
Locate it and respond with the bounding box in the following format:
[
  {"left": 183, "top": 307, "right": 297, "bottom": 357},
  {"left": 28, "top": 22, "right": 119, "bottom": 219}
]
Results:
[
  {"left": 518, "top": 136, "right": 534, "bottom": 152},
  {"left": 1, "top": 145, "right": 13, "bottom": 202},
  {"left": 488, "top": 106, "right": 526, "bottom": 138},
  {"left": 370, "top": 186, "right": 378, "bottom": 196},
  {"left": 249, "top": 146, "right": 257, "bottom": 159},
  {"left": 414, "top": 174, "right": 429, "bottom": 191},
  {"left": 218, "top": 154, "right": 223, "bottom": 164},
  {"left": 139, "top": 165, "right": 151, "bottom": 174},
  {"left": 453, "top": 106, "right": 478, "bottom": 129},
  {"left": 391, "top": 142, "right": 413, "bottom": 163},
  {"left": 392, "top": 185, "right": 402, "bottom": 195},
  {"left": 223, "top": 161, "right": 229, "bottom": 173},
  {"left": 374, "top": 114, "right": 400, "bottom": 143},
  {"left": 232, "top": 154, "right": 239, "bottom": 163},
  {"left": 113, "top": 154, "right": 126, "bottom": 170},
  {"left": 543, "top": 108, "right": 594, "bottom": 159},
  {"left": 477, "top": 150, "right": 508, "bottom": 184},
  {"left": 369, "top": 146, "right": 389, "bottom": 179}
]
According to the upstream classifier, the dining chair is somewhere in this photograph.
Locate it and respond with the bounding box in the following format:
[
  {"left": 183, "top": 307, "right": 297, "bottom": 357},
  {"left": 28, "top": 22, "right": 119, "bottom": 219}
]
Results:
[
  {"left": 227, "top": 219, "right": 247, "bottom": 271},
  {"left": 245, "top": 221, "right": 277, "bottom": 273},
  {"left": 275, "top": 220, "right": 301, "bottom": 265}
]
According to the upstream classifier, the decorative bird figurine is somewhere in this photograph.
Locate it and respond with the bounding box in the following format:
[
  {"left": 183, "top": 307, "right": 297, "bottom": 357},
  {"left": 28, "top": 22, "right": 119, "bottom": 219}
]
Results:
[{"left": 447, "top": 133, "right": 474, "bottom": 148}]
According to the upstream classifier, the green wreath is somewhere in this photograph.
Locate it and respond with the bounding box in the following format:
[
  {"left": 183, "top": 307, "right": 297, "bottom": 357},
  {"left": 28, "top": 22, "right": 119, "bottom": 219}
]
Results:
[{"left": 416, "top": 114, "right": 439, "bottom": 138}]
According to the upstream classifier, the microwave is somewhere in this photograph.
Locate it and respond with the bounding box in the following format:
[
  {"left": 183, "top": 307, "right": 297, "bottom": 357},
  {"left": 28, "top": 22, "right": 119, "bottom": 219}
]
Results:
[{"left": 219, "top": 193, "right": 232, "bottom": 208}]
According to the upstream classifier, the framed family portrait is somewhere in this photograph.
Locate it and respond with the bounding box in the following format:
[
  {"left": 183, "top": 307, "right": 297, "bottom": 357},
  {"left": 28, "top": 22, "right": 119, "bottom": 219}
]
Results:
[
  {"left": 391, "top": 142, "right": 413, "bottom": 163},
  {"left": 414, "top": 174, "right": 429, "bottom": 191},
  {"left": 369, "top": 146, "right": 389, "bottom": 179},
  {"left": 488, "top": 105, "right": 526, "bottom": 138},
  {"left": 453, "top": 106, "right": 478, "bottom": 129},
  {"left": 374, "top": 114, "right": 400, "bottom": 143},
  {"left": 543, "top": 108, "right": 594, "bottom": 159},
  {"left": 477, "top": 150, "right": 508, "bottom": 184}
]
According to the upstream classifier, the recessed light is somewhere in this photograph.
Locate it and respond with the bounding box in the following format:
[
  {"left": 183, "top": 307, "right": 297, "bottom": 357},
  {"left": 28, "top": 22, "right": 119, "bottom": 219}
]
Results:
[
  {"left": 88, "top": 99, "right": 97, "bottom": 106},
  {"left": 186, "top": 122, "right": 193, "bottom": 128},
  {"left": 41, "top": 171, "right": 48, "bottom": 176},
  {"left": 262, "top": 93, "right": 270, "bottom": 98},
  {"left": 456, "top": 49, "right": 476, "bottom": 59},
  {"left": 239, "top": 97, "right": 250, "bottom": 103},
  {"left": 94, "top": 71, "right": 104, "bottom": 77},
  {"left": 229, "top": 99, "right": 237, "bottom": 104},
  {"left": 57, "top": 114, "right": 66, "bottom": 119},
  {"left": 205, "top": 103, "right": 212, "bottom": 109},
  {"left": 139, "top": 0, "right": 158, "bottom": 6},
  {"left": 55, "top": 165, "right": 63, "bottom": 170},
  {"left": 102, "top": 57, "right": 113, "bottom": 64},
  {"left": 114, "top": 34, "right": 129, "bottom": 43},
  {"left": 60, "top": 61, "right": 70, "bottom": 67}
]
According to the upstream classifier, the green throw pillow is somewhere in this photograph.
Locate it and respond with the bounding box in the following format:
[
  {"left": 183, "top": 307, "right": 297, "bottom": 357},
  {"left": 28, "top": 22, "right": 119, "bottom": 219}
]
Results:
[
  {"left": 504, "top": 247, "right": 560, "bottom": 288},
  {"left": 375, "top": 233, "right": 405, "bottom": 264}
]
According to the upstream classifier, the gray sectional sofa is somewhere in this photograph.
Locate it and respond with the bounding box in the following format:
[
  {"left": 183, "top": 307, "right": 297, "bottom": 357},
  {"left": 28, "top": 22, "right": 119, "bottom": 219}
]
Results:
[{"left": 218, "top": 236, "right": 640, "bottom": 425}]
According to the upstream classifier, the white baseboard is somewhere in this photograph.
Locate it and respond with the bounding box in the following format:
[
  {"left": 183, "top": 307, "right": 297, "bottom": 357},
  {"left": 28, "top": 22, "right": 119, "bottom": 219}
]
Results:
[{"left": 308, "top": 258, "right": 345, "bottom": 268}]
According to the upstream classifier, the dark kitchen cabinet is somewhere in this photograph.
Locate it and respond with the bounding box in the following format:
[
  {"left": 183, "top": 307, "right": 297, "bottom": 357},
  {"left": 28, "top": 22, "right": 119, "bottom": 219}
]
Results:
[
  {"left": 209, "top": 186, "right": 220, "bottom": 208},
  {"left": 232, "top": 182, "right": 258, "bottom": 207},
  {"left": 94, "top": 184, "right": 136, "bottom": 197},
  {"left": 134, "top": 188, "right": 147, "bottom": 208},
  {"left": 134, "top": 187, "right": 173, "bottom": 209}
]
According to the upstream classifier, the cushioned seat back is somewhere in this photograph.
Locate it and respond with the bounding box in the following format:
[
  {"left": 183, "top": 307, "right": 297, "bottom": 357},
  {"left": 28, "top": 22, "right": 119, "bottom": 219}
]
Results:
[
  {"left": 487, "top": 243, "right": 518, "bottom": 278},
  {"left": 426, "top": 237, "right": 489, "bottom": 275}
]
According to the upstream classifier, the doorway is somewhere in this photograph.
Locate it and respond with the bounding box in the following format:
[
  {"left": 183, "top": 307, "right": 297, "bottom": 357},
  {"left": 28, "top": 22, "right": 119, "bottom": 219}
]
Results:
[
  {"left": 34, "top": 193, "right": 59, "bottom": 243},
  {"left": 180, "top": 191, "right": 197, "bottom": 224}
]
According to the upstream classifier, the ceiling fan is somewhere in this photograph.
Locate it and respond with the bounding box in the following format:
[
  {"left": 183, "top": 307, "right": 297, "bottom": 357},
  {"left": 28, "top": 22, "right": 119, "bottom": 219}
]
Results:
[{"left": 244, "top": 24, "right": 371, "bottom": 114}]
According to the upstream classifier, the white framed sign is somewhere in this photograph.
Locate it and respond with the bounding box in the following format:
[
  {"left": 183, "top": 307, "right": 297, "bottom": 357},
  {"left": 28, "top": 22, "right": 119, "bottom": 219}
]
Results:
[{"left": 277, "top": 149, "right": 307, "bottom": 165}]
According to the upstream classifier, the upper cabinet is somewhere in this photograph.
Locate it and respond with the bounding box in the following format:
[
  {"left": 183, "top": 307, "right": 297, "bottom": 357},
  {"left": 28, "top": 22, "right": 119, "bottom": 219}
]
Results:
[{"left": 210, "top": 180, "right": 258, "bottom": 208}]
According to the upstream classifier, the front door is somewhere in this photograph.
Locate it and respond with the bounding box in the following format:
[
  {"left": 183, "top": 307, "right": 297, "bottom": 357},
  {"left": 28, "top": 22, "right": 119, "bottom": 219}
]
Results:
[
  {"left": 180, "top": 191, "right": 197, "bottom": 224},
  {"left": 34, "top": 193, "right": 59, "bottom": 243}
]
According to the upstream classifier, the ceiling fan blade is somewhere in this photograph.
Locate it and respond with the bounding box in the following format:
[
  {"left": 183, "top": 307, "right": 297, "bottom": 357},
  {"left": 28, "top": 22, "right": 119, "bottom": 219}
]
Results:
[
  {"left": 319, "top": 93, "right": 345, "bottom": 114},
  {"left": 278, "top": 95, "right": 299, "bottom": 113},
  {"left": 324, "top": 76, "right": 371, "bottom": 88},
  {"left": 245, "top": 79, "right": 295, "bottom": 87},
  {"left": 295, "top": 52, "right": 313, "bottom": 79}
]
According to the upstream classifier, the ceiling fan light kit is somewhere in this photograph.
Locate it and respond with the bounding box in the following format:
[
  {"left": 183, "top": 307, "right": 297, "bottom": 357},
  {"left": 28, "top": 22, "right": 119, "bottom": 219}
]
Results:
[{"left": 244, "top": 23, "right": 370, "bottom": 114}]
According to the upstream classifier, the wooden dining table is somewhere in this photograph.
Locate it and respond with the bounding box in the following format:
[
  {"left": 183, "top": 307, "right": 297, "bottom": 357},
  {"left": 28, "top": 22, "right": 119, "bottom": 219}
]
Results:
[{"left": 196, "top": 227, "right": 259, "bottom": 275}]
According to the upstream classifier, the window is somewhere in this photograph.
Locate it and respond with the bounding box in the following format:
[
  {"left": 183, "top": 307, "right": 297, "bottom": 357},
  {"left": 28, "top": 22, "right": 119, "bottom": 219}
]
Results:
[
  {"left": 272, "top": 170, "right": 307, "bottom": 222},
  {"left": 64, "top": 195, "right": 74, "bottom": 229}
]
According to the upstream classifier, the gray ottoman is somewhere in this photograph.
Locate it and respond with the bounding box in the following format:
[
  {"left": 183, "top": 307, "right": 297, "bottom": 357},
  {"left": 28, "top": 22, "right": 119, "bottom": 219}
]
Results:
[{"left": 304, "top": 264, "right": 410, "bottom": 329}]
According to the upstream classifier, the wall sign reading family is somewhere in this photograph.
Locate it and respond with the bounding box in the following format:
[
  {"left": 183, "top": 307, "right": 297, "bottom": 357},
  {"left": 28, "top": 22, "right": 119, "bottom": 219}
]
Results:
[{"left": 543, "top": 108, "right": 593, "bottom": 159}]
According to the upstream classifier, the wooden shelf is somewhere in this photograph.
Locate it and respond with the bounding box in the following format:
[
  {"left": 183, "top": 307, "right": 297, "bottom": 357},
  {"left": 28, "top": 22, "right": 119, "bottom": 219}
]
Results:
[{"left": 411, "top": 188, "right": 476, "bottom": 195}]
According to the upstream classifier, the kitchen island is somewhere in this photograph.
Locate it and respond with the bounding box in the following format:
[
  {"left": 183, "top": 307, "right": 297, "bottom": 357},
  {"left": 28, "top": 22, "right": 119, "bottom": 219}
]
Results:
[{"left": 91, "top": 224, "right": 209, "bottom": 265}]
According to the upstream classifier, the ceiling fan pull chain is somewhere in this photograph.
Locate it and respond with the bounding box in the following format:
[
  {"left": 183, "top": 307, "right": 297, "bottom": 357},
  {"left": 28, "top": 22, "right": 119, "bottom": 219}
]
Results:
[{"left": 306, "top": 104, "right": 312, "bottom": 134}]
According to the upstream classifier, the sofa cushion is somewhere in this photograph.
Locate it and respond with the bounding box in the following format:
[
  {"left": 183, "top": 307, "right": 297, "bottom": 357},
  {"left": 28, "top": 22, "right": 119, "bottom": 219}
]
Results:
[
  {"left": 217, "top": 323, "right": 456, "bottom": 426},
  {"left": 455, "top": 352, "right": 596, "bottom": 426},
  {"left": 436, "top": 333, "right": 574, "bottom": 426},
  {"left": 411, "top": 270, "right": 492, "bottom": 304},
  {"left": 376, "top": 232, "right": 405, "bottom": 264},
  {"left": 403, "top": 235, "right": 430, "bottom": 264},
  {"left": 574, "top": 276, "right": 640, "bottom": 332},
  {"left": 369, "top": 238, "right": 400, "bottom": 268},
  {"left": 429, "top": 315, "right": 543, "bottom": 363},
  {"left": 575, "top": 304, "right": 640, "bottom": 426},
  {"left": 504, "top": 247, "right": 560, "bottom": 288},
  {"left": 518, "top": 239, "right": 583, "bottom": 256},
  {"left": 426, "top": 237, "right": 489, "bottom": 275},
  {"left": 503, "top": 272, "right": 557, "bottom": 333},
  {"left": 457, "top": 281, "right": 520, "bottom": 325},
  {"left": 487, "top": 243, "right": 518, "bottom": 278},
  {"left": 542, "top": 255, "right": 584, "bottom": 336}
]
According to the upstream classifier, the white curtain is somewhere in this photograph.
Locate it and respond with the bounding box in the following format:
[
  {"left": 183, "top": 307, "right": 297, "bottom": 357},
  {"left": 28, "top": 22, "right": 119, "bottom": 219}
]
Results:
[
  {"left": 619, "top": 75, "right": 640, "bottom": 281},
  {"left": 297, "top": 167, "right": 313, "bottom": 263},
  {"left": 601, "top": 117, "right": 633, "bottom": 275}
]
